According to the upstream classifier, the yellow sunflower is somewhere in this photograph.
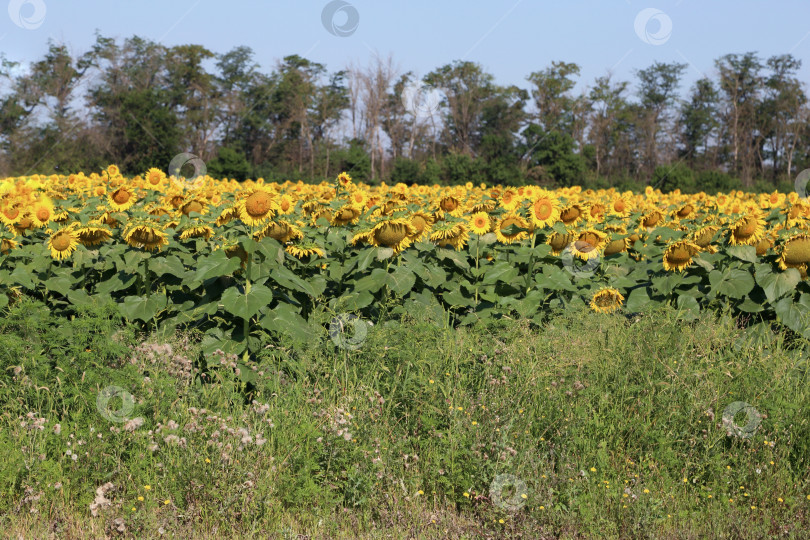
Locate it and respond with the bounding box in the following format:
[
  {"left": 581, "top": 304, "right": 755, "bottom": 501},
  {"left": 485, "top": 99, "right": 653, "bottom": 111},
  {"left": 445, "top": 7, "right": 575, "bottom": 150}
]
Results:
[
  {"left": 179, "top": 225, "right": 215, "bottom": 240},
  {"left": 430, "top": 221, "right": 470, "bottom": 251},
  {"left": 560, "top": 203, "right": 585, "bottom": 227},
  {"left": 495, "top": 213, "right": 529, "bottom": 244},
  {"left": 570, "top": 229, "right": 608, "bottom": 260},
  {"left": 468, "top": 212, "right": 491, "bottom": 235},
  {"left": 778, "top": 234, "right": 810, "bottom": 274},
  {"left": 728, "top": 212, "right": 766, "bottom": 246},
  {"left": 145, "top": 168, "right": 167, "bottom": 189},
  {"left": 254, "top": 219, "right": 303, "bottom": 243},
  {"left": 30, "top": 197, "right": 55, "bottom": 228},
  {"left": 107, "top": 186, "right": 137, "bottom": 212},
  {"left": 662, "top": 240, "right": 701, "bottom": 272},
  {"left": 47, "top": 226, "right": 80, "bottom": 260},
  {"left": 1, "top": 237, "right": 19, "bottom": 255},
  {"left": 408, "top": 211, "right": 434, "bottom": 242},
  {"left": 76, "top": 225, "right": 113, "bottom": 247},
  {"left": 547, "top": 232, "right": 573, "bottom": 255},
  {"left": 691, "top": 226, "right": 720, "bottom": 253},
  {"left": 238, "top": 188, "right": 277, "bottom": 226},
  {"left": 529, "top": 193, "right": 561, "bottom": 229},
  {"left": 331, "top": 205, "right": 362, "bottom": 226},
  {"left": 123, "top": 222, "right": 169, "bottom": 251},
  {"left": 286, "top": 242, "right": 326, "bottom": 260},
  {"left": 590, "top": 288, "right": 625, "bottom": 313}
]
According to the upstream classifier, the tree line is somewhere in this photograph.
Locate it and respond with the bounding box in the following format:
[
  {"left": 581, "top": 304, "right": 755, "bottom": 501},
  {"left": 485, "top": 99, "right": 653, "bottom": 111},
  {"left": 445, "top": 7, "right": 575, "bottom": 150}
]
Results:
[{"left": 1, "top": 33, "right": 808, "bottom": 192}]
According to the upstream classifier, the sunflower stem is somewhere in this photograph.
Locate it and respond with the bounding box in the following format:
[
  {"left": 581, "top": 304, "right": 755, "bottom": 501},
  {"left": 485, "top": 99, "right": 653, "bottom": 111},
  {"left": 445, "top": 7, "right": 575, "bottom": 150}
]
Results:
[
  {"left": 525, "top": 231, "right": 537, "bottom": 294},
  {"left": 244, "top": 245, "right": 253, "bottom": 355},
  {"left": 143, "top": 256, "right": 151, "bottom": 298}
]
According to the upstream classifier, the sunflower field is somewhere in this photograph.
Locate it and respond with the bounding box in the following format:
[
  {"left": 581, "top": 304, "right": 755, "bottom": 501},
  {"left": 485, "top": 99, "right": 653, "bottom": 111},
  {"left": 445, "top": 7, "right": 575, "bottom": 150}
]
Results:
[{"left": 3, "top": 166, "right": 810, "bottom": 358}]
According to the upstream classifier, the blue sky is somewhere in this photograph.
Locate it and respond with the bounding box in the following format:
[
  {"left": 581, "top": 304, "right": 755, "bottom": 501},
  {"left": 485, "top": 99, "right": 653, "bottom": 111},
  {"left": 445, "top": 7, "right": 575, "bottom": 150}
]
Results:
[{"left": 2, "top": 0, "right": 809, "bottom": 97}]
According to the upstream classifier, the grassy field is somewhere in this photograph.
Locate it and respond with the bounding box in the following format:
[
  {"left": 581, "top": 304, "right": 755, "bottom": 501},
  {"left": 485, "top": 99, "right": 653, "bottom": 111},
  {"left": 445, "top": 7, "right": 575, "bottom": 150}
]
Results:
[{"left": 1, "top": 298, "right": 809, "bottom": 539}]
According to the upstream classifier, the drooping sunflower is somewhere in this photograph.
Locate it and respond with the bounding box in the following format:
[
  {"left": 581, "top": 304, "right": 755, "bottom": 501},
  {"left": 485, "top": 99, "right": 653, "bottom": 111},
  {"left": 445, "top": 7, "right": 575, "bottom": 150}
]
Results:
[
  {"left": 179, "top": 224, "right": 215, "bottom": 240},
  {"left": 468, "top": 212, "right": 492, "bottom": 235},
  {"left": 589, "top": 287, "right": 625, "bottom": 314},
  {"left": 778, "top": 234, "right": 810, "bottom": 275},
  {"left": 672, "top": 203, "right": 696, "bottom": 221},
  {"left": 640, "top": 209, "right": 663, "bottom": 229},
  {"left": 728, "top": 212, "right": 766, "bottom": 246},
  {"left": 570, "top": 229, "right": 608, "bottom": 260},
  {"left": 436, "top": 195, "right": 464, "bottom": 217},
  {"left": 123, "top": 222, "right": 169, "bottom": 251},
  {"left": 691, "top": 225, "right": 720, "bottom": 253},
  {"left": 47, "top": 226, "right": 80, "bottom": 260},
  {"left": 662, "top": 240, "right": 701, "bottom": 272},
  {"left": 107, "top": 185, "right": 137, "bottom": 212},
  {"left": 180, "top": 198, "right": 208, "bottom": 217},
  {"left": 603, "top": 226, "right": 630, "bottom": 256},
  {"left": 0, "top": 237, "right": 19, "bottom": 255},
  {"left": 560, "top": 203, "right": 584, "bottom": 227},
  {"left": 547, "top": 231, "right": 573, "bottom": 255},
  {"left": 215, "top": 206, "right": 239, "bottom": 226},
  {"left": 408, "top": 211, "right": 434, "bottom": 242},
  {"left": 286, "top": 242, "right": 326, "bottom": 260},
  {"left": 254, "top": 219, "right": 303, "bottom": 243},
  {"left": 528, "top": 193, "right": 561, "bottom": 229},
  {"left": 238, "top": 188, "right": 277, "bottom": 226},
  {"left": 430, "top": 221, "right": 469, "bottom": 251},
  {"left": 495, "top": 213, "right": 530, "bottom": 244},
  {"left": 354, "top": 218, "right": 416, "bottom": 254},
  {"left": 331, "top": 205, "right": 363, "bottom": 226},
  {"left": 76, "top": 224, "right": 113, "bottom": 247}
]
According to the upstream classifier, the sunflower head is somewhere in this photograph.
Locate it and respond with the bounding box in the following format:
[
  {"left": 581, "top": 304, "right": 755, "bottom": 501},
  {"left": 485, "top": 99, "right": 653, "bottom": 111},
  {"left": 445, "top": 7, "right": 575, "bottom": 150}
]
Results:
[
  {"left": 663, "top": 240, "right": 701, "bottom": 272},
  {"left": 779, "top": 234, "right": 810, "bottom": 273},
  {"left": 590, "top": 288, "right": 625, "bottom": 313},
  {"left": 729, "top": 213, "right": 765, "bottom": 246},
  {"left": 286, "top": 242, "right": 326, "bottom": 260},
  {"left": 47, "top": 226, "right": 80, "bottom": 260},
  {"left": 529, "top": 194, "right": 561, "bottom": 229},
  {"left": 123, "top": 221, "right": 169, "bottom": 251},
  {"left": 239, "top": 188, "right": 277, "bottom": 226},
  {"left": 469, "top": 212, "right": 491, "bottom": 235},
  {"left": 495, "top": 213, "right": 529, "bottom": 244},
  {"left": 570, "top": 229, "right": 608, "bottom": 260}
]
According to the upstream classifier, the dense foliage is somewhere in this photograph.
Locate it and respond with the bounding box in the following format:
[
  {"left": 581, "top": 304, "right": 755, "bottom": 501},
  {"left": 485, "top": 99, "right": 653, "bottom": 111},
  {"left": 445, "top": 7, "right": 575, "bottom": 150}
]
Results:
[
  {"left": 4, "top": 168, "right": 810, "bottom": 367},
  {"left": 1, "top": 37, "right": 808, "bottom": 190}
]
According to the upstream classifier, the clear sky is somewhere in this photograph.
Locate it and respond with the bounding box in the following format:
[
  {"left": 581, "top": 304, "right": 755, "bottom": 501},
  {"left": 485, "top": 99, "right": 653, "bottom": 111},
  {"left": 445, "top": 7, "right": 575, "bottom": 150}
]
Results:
[{"left": 2, "top": 0, "right": 809, "bottom": 97}]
